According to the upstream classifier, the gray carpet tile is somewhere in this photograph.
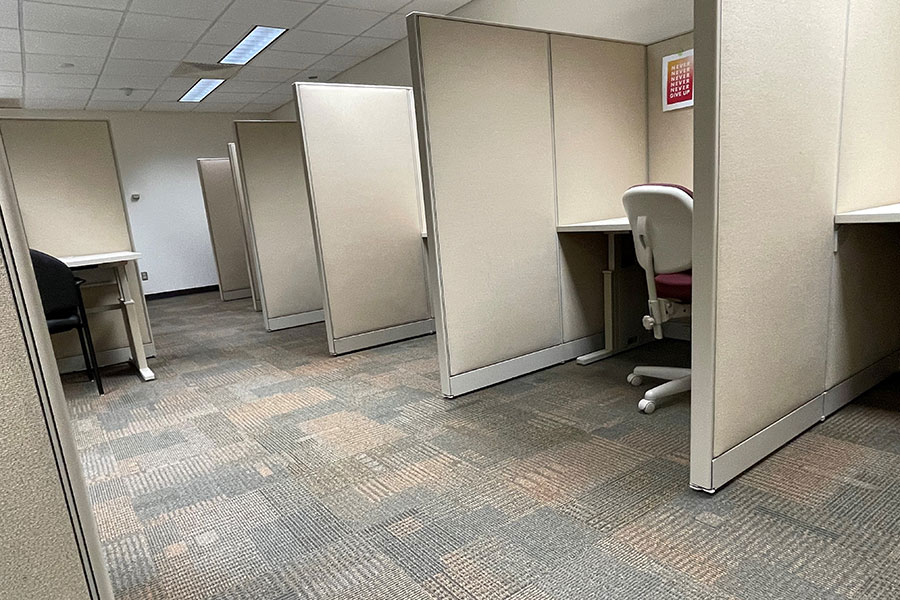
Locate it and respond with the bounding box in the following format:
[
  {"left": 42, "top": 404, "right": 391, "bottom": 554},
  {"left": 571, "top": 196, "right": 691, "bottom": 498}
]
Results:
[{"left": 62, "top": 292, "right": 900, "bottom": 600}]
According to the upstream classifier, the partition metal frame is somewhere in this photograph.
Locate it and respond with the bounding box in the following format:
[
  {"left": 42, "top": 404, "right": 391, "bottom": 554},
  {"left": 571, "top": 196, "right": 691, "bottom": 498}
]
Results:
[
  {"left": 233, "top": 120, "right": 324, "bottom": 332},
  {"left": 293, "top": 82, "right": 434, "bottom": 355},
  {"left": 227, "top": 142, "right": 262, "bottom": 312},
  {"left": 196, "top": 157, "right": 252, "bottom": 302}
]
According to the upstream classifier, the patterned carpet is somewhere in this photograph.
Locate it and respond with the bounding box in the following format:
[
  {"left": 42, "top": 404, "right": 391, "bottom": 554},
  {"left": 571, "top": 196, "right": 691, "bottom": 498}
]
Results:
[{"left": 63, "top": 292, "right": 900, "bottom": 600}]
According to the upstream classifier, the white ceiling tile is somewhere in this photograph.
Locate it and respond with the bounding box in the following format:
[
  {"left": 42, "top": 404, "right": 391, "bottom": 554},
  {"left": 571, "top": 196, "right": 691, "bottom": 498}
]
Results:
[
  {"left": 217, "top": 79, "right": 277, "bottom": 94},
  {"left": 130, "top": 0, "right": 231, "bottom": 20},
  {"left": 308, "top": 53, "right": 362, "bottom": 72},
  {"left": 26, "top": 97, "right": 88, "bottom": 109},
  {"left": 230, "top": 66, "right": 298, "bottom": 82},
  {"left": 96, "top": 73, "right": 168, "bottom": 89},
  {"left": 150, "top": 89, "right": 187, "bottom": 102},
  {"left": 143, "top": 101, "right": 196, "bottom": 111},
  {"left": 0, "top": 51, "right": 20, "bottom": 72},
  {"left": 193, "top": 101, "right": 248, "bottom": 112},
  {"left": 118, "top": 13, "right": 211, "bottom": 42},
  {"left": 0, "top": 72, "right": 22, "bottom": 86},
  {"left": 402, "top": 0, "right": 468, "bottom": 13},
  {"left": 158, "top": 77, "right": 199, "bottom": 92},
  {"left": 332, "top": 35, "right": 394, "bottom": 56},
  {"left": 251, "top": 50, "right": 320, "bottom": 70},
  {"left": 25, "top": 86, "right": 92, "bottom": 100},
  {"left": 205, "top": 91, "right": 259, "bottom": 104},
  {"left": 272, "top": 30, "right": 352, "bottom": 54},
  {"left": 0, "top": 84, "right": 21, "bottom": 97},
  {"left": 0, "top": 0, "right": 18, "bottom": 29},
  {"left": 29, "top": 0, "right": 128, "bottom": 10},
  {"left": 362, "top": 13, "right": 406, "bottom": 39},
  {"left": 91, "top": 88, "right": 154, "bottom": 101},
  {"left": 296, "top": 68, "right": 339, "bottom": 82},
  {"left": 25, "top": 53, "right": 105, "bottom": 74},
  {"left": 23, "top": 2, "right": 123, "bottom": 36},
  {"left": 0, "top": 28, "right": 19, "bottom": 53},
  {"left": 110, "top": 38, "right": 193, "bottom": 61},
  {"left": 240, "top": 102, "right": 281, "bottom": 113},
  {"left": 26, "top": 72, "right": 97, "bottom": 88},
  {"left": 220, "top": 0, "right": 318, "bottom": 27},
  {"left": 185, "top": 44, "right": 231, "bottom": 64},
  {"left": 199, "top": 21, "right": 252, "bottom": 46},
  {"left": 328, "top": 0, "right": 411, "bottom": 12},
  {"left": 102, "top": 58, "right": 178, "bottom": 77},
  {"left": 298, "top": 6, "right": 388, "bottom": 35},
  {"left": 86, "top": 99, "right": 148, "bottom": 110},
  {"left": 24, "top": 31, "right": 113, "bottom": 57}
]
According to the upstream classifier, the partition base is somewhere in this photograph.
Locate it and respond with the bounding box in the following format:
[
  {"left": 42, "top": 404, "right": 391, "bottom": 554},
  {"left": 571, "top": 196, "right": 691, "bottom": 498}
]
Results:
[
  {"left": 266, "top": 310, "right": 324, "bottom": 332},
  {"left": 57, "top": 342, "right": 157, "bottom": 374},
  {"left": 222, "top": 288, "right": 252, "bottom": 301},
  {"left": 444, "top": 333, "right": 604, "bottom": 398},
  {"left": 823, "top": 351, "right": 900, "bottom": 416},
  {"left": 331, "top": 319, "right": 435, "bottom": 355}
]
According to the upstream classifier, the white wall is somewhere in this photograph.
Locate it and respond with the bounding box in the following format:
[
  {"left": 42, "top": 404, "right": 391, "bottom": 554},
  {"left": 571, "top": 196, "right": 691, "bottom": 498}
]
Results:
[{"left": 0, "top": 108, "right": 266, "bottom": 295}]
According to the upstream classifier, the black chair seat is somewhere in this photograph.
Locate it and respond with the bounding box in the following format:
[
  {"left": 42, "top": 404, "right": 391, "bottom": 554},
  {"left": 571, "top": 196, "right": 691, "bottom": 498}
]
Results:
[{"left": 47, "top": 314, "right": 82, "bottom": 334}]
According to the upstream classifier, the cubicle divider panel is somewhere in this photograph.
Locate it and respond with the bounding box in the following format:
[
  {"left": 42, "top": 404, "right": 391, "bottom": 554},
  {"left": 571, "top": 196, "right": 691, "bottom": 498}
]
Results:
[
  {"left": 294, "top": 83, "right": 432, "bottom": 355},
  {"left": 692, "top": 1, "right": 848, "bottom": 490},
  {"left": 227, "top": 143, "right": 261, "bottom": 312},
  {"left": 559, "top": 234, "right": 606, "bottom": 343},
  {"left": 551, "top": 34, "right": 647, "bottom": 226},
  {"left": 0, "top": 119, "right": 154, "bottom": 369},
  {"left": 197, "top": 158, "right": 252, "bottom": 302},
  {"left": 234, "top": 121, "right": 323, "bottom": 331},
  {"left": 411, "top": 15, "right": 563, "bottom": 393},
  {"left": 647, "top": 33, "right": 694, "bottom": 187}
]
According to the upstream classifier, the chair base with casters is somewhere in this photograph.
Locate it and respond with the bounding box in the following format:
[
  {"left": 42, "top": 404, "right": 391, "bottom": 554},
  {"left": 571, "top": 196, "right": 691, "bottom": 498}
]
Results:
[{"left": 627, "top": 366, "right": 691, "bottom": 414}]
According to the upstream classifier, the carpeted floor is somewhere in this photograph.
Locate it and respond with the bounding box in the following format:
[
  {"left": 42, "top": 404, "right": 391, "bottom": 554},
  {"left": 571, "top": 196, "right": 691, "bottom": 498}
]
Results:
[{"left": 64, "top": 292, "right": 900, "bottom": 600}]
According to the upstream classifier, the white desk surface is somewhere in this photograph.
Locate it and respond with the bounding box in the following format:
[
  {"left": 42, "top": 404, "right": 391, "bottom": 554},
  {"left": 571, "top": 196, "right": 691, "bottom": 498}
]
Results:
[
  {"left": 835, "top": 202, "right": 900, "bottom": 224},
  {"left": 59, "top": 251, "right": 141, "bottom": 268},
  {"left": 556, "top": 217, "right": 631, "bottom": 233}
]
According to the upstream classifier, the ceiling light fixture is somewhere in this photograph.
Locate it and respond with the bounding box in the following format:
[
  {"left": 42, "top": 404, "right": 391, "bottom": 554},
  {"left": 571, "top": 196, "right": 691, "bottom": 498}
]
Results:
[
  {"left": 220, "top": 26, "right": 287, "bottom": 65},
  {"left": 179, "top": 78, "right": 225, "bottom": 102}
]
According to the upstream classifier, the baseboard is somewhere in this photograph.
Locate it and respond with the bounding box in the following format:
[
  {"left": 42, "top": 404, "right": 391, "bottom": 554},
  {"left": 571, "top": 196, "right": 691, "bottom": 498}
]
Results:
[
  {"left": 331, "top": 319, "right": 435, "bottom": 355},
  {"left": 823, "top": 351, "right": 900, "bottom": 416},
  {"left": 445, "top": 333, "right": 605, "bottom": 397},
  {"left": 221, "top": 288, "right": 252, "bottom": 301},
  {"left": 146, "top": 285, "right": 218, "bottom": 301},
  {"left": 266, "top": 310, "right": 324, "bottom": 332},
  {"left": 57, "top": 342, "right": 157, "bottom": 374}
]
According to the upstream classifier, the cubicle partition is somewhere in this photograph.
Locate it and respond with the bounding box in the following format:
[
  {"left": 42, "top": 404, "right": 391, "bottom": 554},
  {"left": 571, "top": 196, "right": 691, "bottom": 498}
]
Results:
[
  {"left": 227, "top": 142, "right": 262, "bottom": 312},
  {"left": 234, "top": 121, "right": 323, "bottom": 331},
  {"left": 293, "top": 83, "right": 433, "bottom": 355},
  {"left": 408, "top": 14, "right": 650, "bottom": 397},
  {"left": 196, "top": 157, "right": 253, "bottom": 302},
  {"left": 690, "top": 0, "right": 900, "bottom": 491},
  {"left": 0, "top": 119, "right": 155, "bottom": 373}
]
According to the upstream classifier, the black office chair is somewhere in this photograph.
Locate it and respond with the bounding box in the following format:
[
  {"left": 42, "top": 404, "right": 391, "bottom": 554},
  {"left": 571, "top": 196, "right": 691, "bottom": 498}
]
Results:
[{"left": 30, "top": 249, "right": 103, "bottom": 395}]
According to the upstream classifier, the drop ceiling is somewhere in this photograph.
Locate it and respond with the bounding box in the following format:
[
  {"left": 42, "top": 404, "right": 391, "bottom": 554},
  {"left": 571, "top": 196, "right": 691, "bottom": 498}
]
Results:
[{"left": 0, "top": 0, "right": 471, "bottom": 112}]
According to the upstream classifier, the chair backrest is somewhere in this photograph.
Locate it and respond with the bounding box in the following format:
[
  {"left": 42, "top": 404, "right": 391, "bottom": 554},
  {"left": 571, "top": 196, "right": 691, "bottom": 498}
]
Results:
[
  {"left": 623, "top": 184, "right": 693, "bottom": 275},
  {"left": 29, "top": 249, "right": 79, "bottom": 319}
]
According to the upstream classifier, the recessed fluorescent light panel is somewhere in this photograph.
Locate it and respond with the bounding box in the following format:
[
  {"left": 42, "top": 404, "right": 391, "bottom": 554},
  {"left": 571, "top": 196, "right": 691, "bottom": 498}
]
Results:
[
  {"left": 179, "top": 78, "right": 225, "bottom": 102},
  {"left": 220, "top": 26, "right": 287, "bottom": 65}
]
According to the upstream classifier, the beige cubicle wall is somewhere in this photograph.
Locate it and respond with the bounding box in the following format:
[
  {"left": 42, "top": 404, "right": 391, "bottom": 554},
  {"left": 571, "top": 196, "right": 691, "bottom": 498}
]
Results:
[
  {"left": 294, "top": 83, "right": 433, "bottom": 355},
  {"left": 0, "top": 119, "right": 154, "bottom": 372},
  {"left": 227, "top": 142, "right": 261, "bottom": 312},
  {"left": 409, "top": 14, "right": 652, "bottom": 396},
  {"left": 234, "top": 120, "right": 323, "bottom": 331},
  {"left": 647, "top": 33, "right": 693, "bottom": 186},
  {"left": 197, "top": 157, "right": 252, "bottom": 302}
]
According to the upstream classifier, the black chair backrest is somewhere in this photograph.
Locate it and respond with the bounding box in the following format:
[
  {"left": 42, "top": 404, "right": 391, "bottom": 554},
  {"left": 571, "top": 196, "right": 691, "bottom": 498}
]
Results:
[{"left": 30, "top": 249, "right": 80, "bottom": 319}]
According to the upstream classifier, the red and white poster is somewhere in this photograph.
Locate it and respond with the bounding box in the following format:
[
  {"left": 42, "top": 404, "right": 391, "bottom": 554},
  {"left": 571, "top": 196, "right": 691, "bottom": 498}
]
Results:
[{"left": 662, "top": 49, "right": 694, "bottom": 111}]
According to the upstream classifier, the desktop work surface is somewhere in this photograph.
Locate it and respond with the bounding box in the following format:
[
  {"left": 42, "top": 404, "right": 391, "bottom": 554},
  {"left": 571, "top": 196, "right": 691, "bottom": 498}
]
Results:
[{"left": 835, "top": 202, "right": 900, "bottom": 224}]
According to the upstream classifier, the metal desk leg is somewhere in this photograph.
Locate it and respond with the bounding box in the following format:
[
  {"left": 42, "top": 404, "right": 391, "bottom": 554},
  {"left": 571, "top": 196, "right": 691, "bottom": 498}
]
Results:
[
  {"left": 577, "top": 233, "right": 618, "bottom": 366},
  {"left": 115, "top": 262, "right": 156, "bottom": 382}
]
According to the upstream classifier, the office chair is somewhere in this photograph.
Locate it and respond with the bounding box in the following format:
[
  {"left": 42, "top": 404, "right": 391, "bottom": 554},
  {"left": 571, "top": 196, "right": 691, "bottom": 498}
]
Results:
[
  {"left": 30, "top": 249, "right": 104, "bottom": 395},
  {"left": 623, "top": 184, "right": 692, "bottom": 413}
]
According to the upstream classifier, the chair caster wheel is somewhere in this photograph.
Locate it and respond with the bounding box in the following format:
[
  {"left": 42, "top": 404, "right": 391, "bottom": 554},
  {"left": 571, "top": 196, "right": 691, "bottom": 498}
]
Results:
[
  {"left": 627, "top": 373, "right": 643, "bottom": 386},
  {"left": 638, "top": 399, "right": 655, "bottom": 414}
]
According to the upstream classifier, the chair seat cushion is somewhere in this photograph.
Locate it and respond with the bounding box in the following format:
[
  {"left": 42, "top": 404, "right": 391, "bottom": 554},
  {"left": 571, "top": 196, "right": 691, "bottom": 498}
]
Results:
[
  {"left": 47, "top": 314, "right": 81, "bottom": 334},
  {"left": 655, "top": 271, "right": 692, "bottom": 302}
]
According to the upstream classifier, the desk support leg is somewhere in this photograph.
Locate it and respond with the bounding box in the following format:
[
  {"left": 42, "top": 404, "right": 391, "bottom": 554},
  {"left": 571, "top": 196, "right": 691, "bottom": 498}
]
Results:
[
  {"left": 577, "top": 233, "right": 618, "bottom": 366},
  {"left": 115, "top": 263, "right": 156, "bottom": 382}
]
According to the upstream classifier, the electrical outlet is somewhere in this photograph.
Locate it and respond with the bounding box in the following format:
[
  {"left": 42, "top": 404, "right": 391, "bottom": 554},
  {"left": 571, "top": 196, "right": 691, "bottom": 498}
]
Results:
[{"left": 141, "top": 271, "right": 149, "bottom": 281}]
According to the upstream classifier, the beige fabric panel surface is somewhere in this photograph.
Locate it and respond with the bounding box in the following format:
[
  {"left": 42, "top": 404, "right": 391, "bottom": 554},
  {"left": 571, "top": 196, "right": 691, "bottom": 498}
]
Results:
[
  {"left": 198, "top": 158, "right": 251, "bottom": 296},
  {"left": 551, "top": 35, "right": 647, "bottom": 225},
  {"left": 826, "top": 225, "right": 900, "bottom": 389},
  {"left": 712, "top": 1, "right": 846, "bottom": 456},
  {"left": 559, "top": 233, "right": 606, "bottom": 342},
  {"left": 647, "top": 33, "right": 694, "bottom": 187},
  {"left": 297, "top": 84, "right": 429, "bottom": 340},
  {"left": 235, "top": 121, "right": 322, "bottom": 320},
  {"left": 836, "top": 0, "right": 900, "bottom": 213},
  {"left": 418, "top": 17, "right": 561, "bottom": 376}
]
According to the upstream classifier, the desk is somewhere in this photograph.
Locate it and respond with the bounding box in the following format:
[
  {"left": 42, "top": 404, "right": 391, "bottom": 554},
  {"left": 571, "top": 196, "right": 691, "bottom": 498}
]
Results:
[
  {"left": 834, "top": 202, "right": 900, "bottom": 224},
  {"left": 58, "top": 251, "right": 156, "bottom": 382},
  {"left": 557, "top": 219, "right": 635, "bottom": 365}
]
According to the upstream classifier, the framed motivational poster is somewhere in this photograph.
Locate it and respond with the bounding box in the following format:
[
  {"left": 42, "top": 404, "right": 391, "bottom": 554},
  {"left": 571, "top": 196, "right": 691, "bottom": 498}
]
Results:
[{"left": 662, "top": 49, "right": 694, "bottom": 111}]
